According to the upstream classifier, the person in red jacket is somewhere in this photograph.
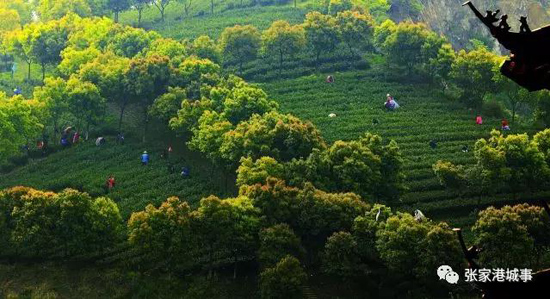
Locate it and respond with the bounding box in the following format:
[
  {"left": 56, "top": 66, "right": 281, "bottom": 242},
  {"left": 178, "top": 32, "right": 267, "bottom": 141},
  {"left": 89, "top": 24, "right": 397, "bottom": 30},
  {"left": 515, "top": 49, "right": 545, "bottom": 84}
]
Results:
[
  {"left": 501, "top": 118, "right": 510, "bottom": 130},
  {"left": 105, "top": 175, "right": 116, "bottom": 193}
]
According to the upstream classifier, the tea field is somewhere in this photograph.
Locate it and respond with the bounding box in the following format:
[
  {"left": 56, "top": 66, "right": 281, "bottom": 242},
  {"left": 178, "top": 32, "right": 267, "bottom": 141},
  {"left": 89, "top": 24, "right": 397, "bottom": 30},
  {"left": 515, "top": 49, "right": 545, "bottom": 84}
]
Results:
[
  {"left": 119, "top": 3, "right": 308, "bottom": 40},
  {"left": 0, "top": 108, "right": 234, "bottom": 219},
  {"left": 260, "top": 67, "right": 547, "bottom": 227}
]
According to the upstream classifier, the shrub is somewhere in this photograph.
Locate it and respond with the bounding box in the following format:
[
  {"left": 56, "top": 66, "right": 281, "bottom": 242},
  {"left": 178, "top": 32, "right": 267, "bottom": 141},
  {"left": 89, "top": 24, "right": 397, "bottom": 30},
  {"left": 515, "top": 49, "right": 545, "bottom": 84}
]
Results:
[
  {"left": 322, "top": 231, "right": 360, "bottom": 278},
  {"left": 259, "top": 255, "right": 306, "bottom": 299},
  {"left": 4, "top": 187, "right": 122, "bottom": 257},
  {"left": 432, "top": 160, "right": 467, "bottom": 191},
  {"left": 258, "top": 223, "right": 305, "bottom": 268}
]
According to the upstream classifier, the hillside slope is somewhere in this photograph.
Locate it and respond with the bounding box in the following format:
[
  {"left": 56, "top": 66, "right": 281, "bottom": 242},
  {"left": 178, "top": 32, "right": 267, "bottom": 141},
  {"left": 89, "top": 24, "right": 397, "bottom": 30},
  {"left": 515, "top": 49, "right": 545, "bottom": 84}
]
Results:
[
  {"left": 0, "top": 113, "right": 235, "bottom": 219},
  {"left": 261, "top": 67, "right": 544, "bottom": 227}
]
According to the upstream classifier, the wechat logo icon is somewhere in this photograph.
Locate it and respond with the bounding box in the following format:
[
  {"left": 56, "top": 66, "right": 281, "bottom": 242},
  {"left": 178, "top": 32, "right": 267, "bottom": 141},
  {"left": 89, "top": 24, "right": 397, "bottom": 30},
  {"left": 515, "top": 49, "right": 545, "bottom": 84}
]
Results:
[{"left": 437, "top": 265, "right": 459, "bottom": 284}]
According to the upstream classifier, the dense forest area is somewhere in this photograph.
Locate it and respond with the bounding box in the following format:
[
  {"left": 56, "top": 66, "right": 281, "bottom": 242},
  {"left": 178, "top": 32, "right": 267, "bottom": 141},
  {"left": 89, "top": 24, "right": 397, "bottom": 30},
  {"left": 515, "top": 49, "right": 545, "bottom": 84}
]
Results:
[{"left": 2, "top": 0, "right": 550, "bottom": 298}]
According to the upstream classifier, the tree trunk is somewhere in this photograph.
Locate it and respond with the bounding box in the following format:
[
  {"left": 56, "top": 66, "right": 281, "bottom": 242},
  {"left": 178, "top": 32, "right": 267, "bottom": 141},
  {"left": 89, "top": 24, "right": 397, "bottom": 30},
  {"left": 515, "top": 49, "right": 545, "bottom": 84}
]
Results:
[
  {"left": 86, "top": 122, "right": 91, "bottom": 143},
  {"left": 211, "top": 0, "right": 214, "bottom": 14},
  {"left": 233, "top": 253, "right": 238, "bottom": 279},
  {"left": 41, "top": 63, "right": 45, "bottom": 81},
  {"left": 239, "top": 59, "right": 243, "bottom": 75},
  {"left": 315, "top": 51, "right": 320, "bottom": 69},
  {"left": 114, "top": 10, "right": 119, "bottom": 23},
  {"left": 512, "top": 103, "right": 516, "bottom": 124},
  {"left": 208, "top": 245, "right": 214, "bottom": 279},
  {"left": 143, "top": 107, "right": 149, "bottom": 143},
  {"left": 118, "top": 102, "right": 127, "bottom": 132},
  {"left": 279, "top": 50, "right": 283, "bottom": 75},
  {"left": 53, "top": 119, "right": 58, "bottom": 143},
  {"left": 347, "top": 43, "right": 355, "bottom": 58},
  {"left": 294, "top": 0, "right": 297, "bottom": 7},
  {"left": 138, "top": 9, "right": 143, "bottom": 26},
  {"left": 27, "top": 61, "right": 31, "bottom": 80},
  {"left": 161, "top": 8, "right": 165, "bottom": 22}
]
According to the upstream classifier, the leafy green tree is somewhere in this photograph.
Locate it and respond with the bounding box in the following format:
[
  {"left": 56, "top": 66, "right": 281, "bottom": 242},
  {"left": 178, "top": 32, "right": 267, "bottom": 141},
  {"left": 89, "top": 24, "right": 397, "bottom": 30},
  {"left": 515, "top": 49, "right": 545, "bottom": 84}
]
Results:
[
  {"left": 66, "top": 76, "right": 106, "bottom": 136},
  {"left": 55, "top": 189, "right": 121, "bottom": 256},
  {"left": 11, "top": 189, "right": 61, "bottom": 255},
  {"left": 258, "top": 223, "right": 305, "bottom": 268},
  {"left": 0, "top": 0, "right": 33, "bottom": 26},
  {"left": 473, "top": 206, "right": 536, "bottom": 268},
  {"left": 78, "top": 51, "right": 131, "bottom": 131},
  {"left": 219, "top": 25, "right": 261, "bottom": 73},
  {"left": 33, "top": 77, "right": 70, "bottom": 140},
  {"left": 87, "top": 0, "right": 110, "bottom": 15},
  {"left": 177, "top": 0, "right": 193, "bottom": 17},
  {"left": 534, "top": 90, "right": 550, "bottom": 127},
  {"left": 473, "top": 130, "right": 550, "bottom": 199},
  {"left": 291, "top": 133, "right": 404, "bottom": 201},
  {"left": 144, "top": 37, "right": 187, "bottom": 61},
  {"left": 30, "top": 21, "right": 70, "bottom": 80},
  {"left": 9, "top": 188, "right": 121, "bottom": 257},
  {"left": 150, "top": 87, "right": 186, "bottom": 124},
  {"left": 241, "top": 178, "right": 368, "bottom": 239},
  {"left": 0, "top": 8, "right": 20, "bottom": 33},
  {"left": 219, "top": 111, "right": 326, "bottom": 168},
  {"left": 128, "top": 197, "right": 193, "bottom": 270},
  {"left": 190, "top": 196, "right": 260, "bottom": 278},
  {"left": 192, "top": 35, "right": 221, "bottom": 64},
  {"left": 534, "top": 129, "right": 550, "bottom": 166},
  {"left": 132, "top": 0, "right": 151, "bottom": 26},
  {"left": 382, "top": 21, "right": 441, "bottom": 75},
  {"left": 221, "top": 84, "right": 278, "bottom": 125},
  {"left": 67, "top": 16, "right": 118, "bottom": 50},
  {"left": 303, "top": 11, "right": 339, "bottom": 65},
  {"left": 38, "top": 0, "right": 92, "bottom": 20},
  {"left": 352, "top": 204, "right": 393, "bottom": 260},
  {"left": 426, "top": 43, "right": 456, "bottom": 90},
  {"left": 373, "top": 18, "right": 396, "bottom": 50},
  {"left": 0, "top": 187, "right": 33, "bottom": 253},
  {"left": 108, "top": 0, "right": 131, "bottom": 22},
  {"left": 261, "top": 20, "right": 305, "bottom": 74},
  {"left": 58, "top": 46, "right": 101, "bottom": 77},
  {"left": 494, "top": 71, "right": 532, "bottom": 123},
  {"left": 168, "top": 97, "right": 213, "bottom": 134},
  {"left": 0, "top": 96, "right": 43, "bottom": 164},
  {"left": 376, "top": 213, "right": 462, "bottom": 280},
  {"left": 4, "top": 26, "right": 35, "bottom": 80},
  {"left": 124, "top": 54, "right": 172, "bottom": 140},
  {"left": 259, "top": 255, "right": 307, "bottom": 299},
  {"left": 328, "top": 0, "right": 352, "bottom": 15},
  {"left": 108, "top": 27, "right": 159, "bottom": 57},
  {"left": 236, "top": 156, "right": 284, "bottom": 187},
  {"left": 432, "top": 160, "right": 467, "bottom": 191},
  {"left": 322, "top": 231, "right": 360, "bottom": 278},
  {"left": 188, "top": 111, "right": 233, "bottom": 165},
  {"left": 508, "top": 204, "right": 550, "bottom": 262},
  {"left": 336, "top": 10, "right": 375, "bottom": 57},
  {"left": 450, "top": 47, "right": 501, "bottom": 109},
  {"left": 170, "top": 56, "right": 221, "bottom": 99},
  {"left": 152, "top": 0, "right": 171, "bottom": 22}
]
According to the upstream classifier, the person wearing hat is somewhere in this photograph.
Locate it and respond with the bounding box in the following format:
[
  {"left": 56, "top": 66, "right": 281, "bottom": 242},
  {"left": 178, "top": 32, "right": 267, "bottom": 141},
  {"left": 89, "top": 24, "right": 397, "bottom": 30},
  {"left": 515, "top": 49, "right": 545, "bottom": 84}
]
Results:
[{"left": 141, "top": 151, "right": 149, "bottom": 166}]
